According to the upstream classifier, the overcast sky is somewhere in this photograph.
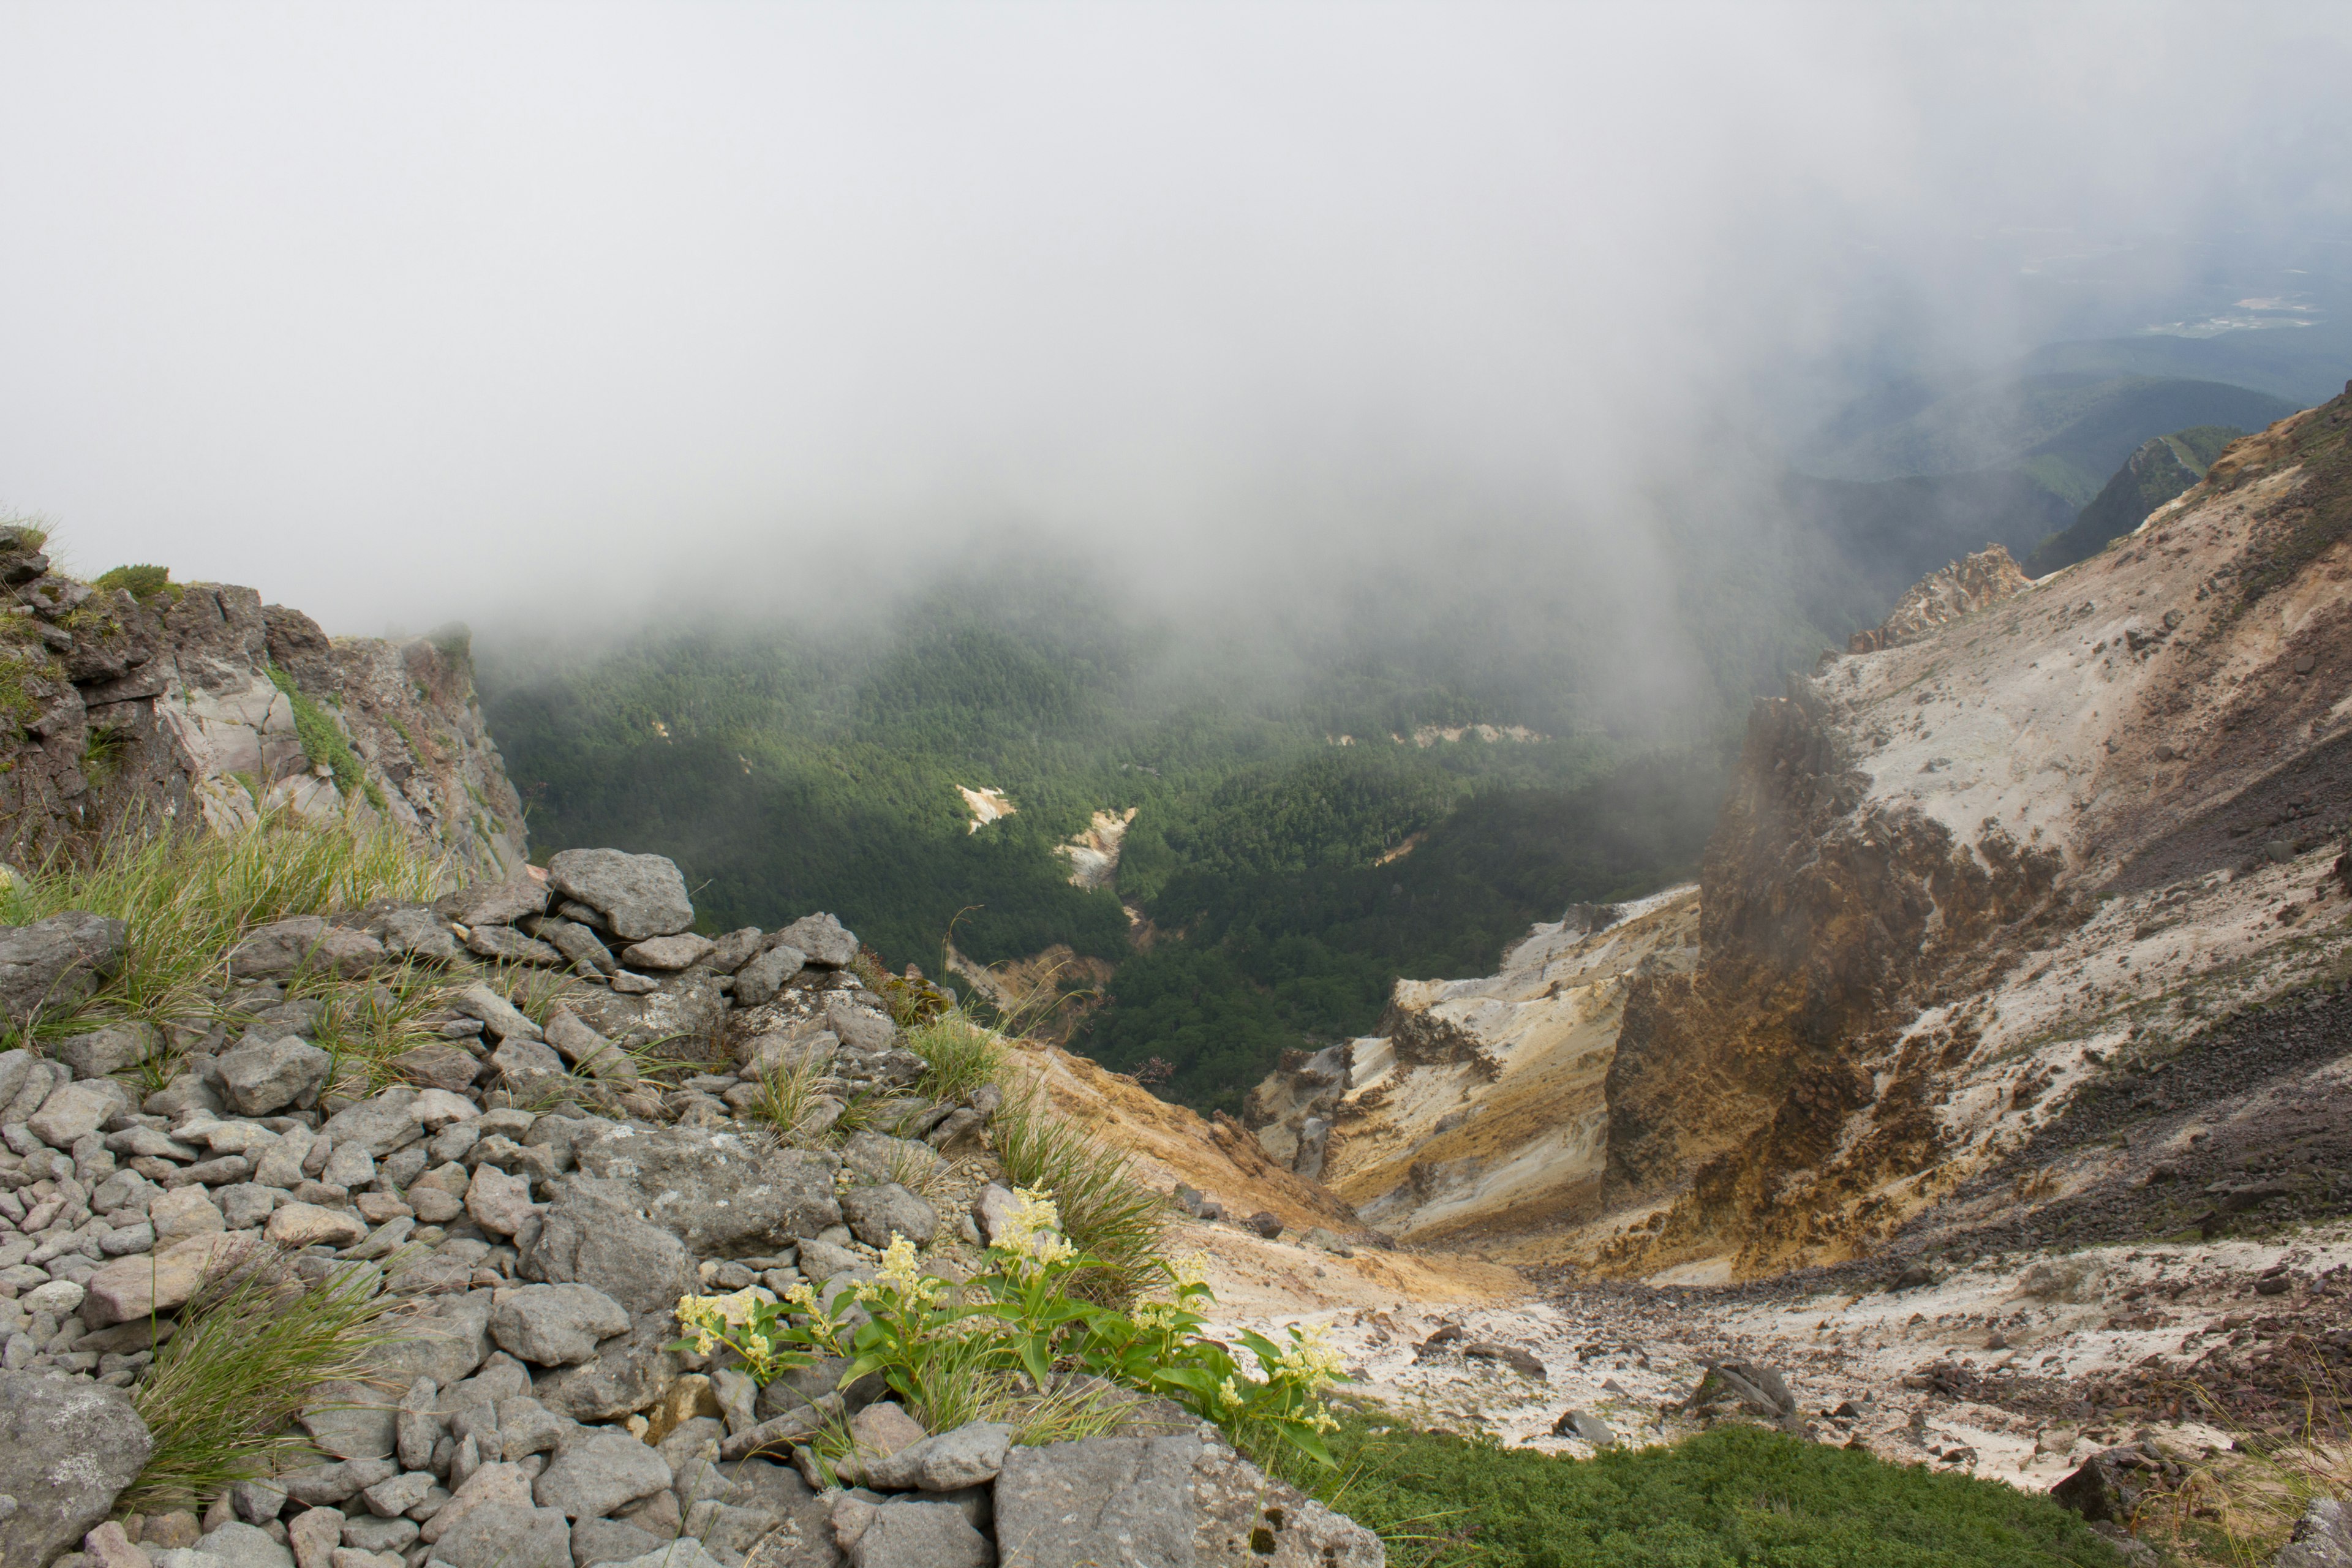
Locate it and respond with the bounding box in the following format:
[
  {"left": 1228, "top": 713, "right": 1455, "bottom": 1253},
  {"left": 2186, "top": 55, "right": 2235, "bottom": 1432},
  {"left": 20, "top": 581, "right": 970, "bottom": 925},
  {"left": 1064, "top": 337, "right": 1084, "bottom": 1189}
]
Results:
[{"left": 1, "top": 4, "right": 2346, "bottom": 633}]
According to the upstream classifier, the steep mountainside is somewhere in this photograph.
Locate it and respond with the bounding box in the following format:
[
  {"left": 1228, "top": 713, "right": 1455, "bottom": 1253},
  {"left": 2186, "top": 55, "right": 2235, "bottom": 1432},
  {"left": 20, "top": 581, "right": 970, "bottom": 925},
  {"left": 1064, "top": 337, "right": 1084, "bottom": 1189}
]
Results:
[
  {"left": 0, "top": 537, "right": 525, "bottom": 878},
  {"left": 1249, "top": 384, "right": 2352, "bottom": 1284},
  {"left": 2025, "top": 424, "right": 2246, "bottom": 576}
]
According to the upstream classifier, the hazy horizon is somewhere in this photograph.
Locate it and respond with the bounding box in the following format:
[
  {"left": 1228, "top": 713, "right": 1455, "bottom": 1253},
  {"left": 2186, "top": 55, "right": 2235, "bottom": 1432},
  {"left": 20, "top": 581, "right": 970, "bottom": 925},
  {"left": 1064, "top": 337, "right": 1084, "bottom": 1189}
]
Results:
[{"left": 2, "top": 3, "right": 2348, "bottom": 645}]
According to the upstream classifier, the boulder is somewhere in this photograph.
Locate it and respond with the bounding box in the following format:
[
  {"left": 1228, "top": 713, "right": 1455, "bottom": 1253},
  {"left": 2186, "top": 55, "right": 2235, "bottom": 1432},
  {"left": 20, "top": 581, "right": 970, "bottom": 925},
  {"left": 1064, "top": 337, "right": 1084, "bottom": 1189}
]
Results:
[
  {"left": 81, "top": 1232, "right": 254, "bottom": 1326},
  {"left": 191, "top": 1520, "right": 295, "bottom": 1567},
  {"left": 58, "top": 1021, "right": 159, "bottom": 1081},
  {"left": 832, "top": 1495, "right": 992, "bottom": 1568},
  {"left": 228, "top": 918, "right": 383, "bottom": 981},
  {"left": 364, "top": 1292, "right": 493, "bottom": 1387},
  {"left": 146, "top": 1189, "right": 225, "bottom": 1251},
  {"left": 466, "top": 1165, "right": 541, "bottom": 1238},
  {"left": 447, "top": 876, "right": 550, "bottom": 929},
  {"left": 2052, "top": 1446, "right": 2156, "bottom": 1526},
  {"left": 863, "top": 1420, "right": 1012, "bottom": 1492},
  {"left": 529, "top": 1320, "right": 682, "bottom": 1425},
  {"left": 992, "top": 1432, "right": 1383, "bottom": 1567},
  {"left": 771, "top": 914, "right": 857, "bottom": 969},
  {"left": 1682, "top": 1360, "right": 1800, "bottom": 1432},
  {"left": 28, "top": 1077, "right": 128, "bottom": 1146},
  {"left": 265, "top": 1203, "right": 368, "bottom": 1250},
  {"left": 372, "top": 904, "right": 461, "bottom": 964},
  {"left": 427, "top": 1501, "right": 573, "bottom": 1568},
  {"left": 0, "top": 911, "right": 127, "bottom": 1019},
  {"left": 449, "top": 985, "right": 542, "bottom": 1042},
  {"left": 394, "top": 1042, "right": 481, "bottom": 1093},
  {"left": 533, "top": 1430, "right": 673, "bottom": 1520},
  {"left": 2278, "top": 1496, "right": 2352, "bottom": 1568},
  {"left": 618, "top": 933, "right": 714, "bottom": 972},
  {"left": 300, "top": 1379, "right": 398, "bottom": 1462},
  {"left": 465, "top": 924, "right": 565, "bottom": 966},
  {"left": 490, "top": 1283, "right": 632, "bottom": 1367},
  {"left": 543, "top": 1009, "right": 633, "bottom": 1081},
  {"left": 0, "top": 1372, "right": 151, "bottom": 1567},
  {"left": 522, "top": 1178, "right": 695, "bottom": 1317},
  {"left": 601, "top": 1542, "right": 728, "bottom": 1568},
  {"left": 573, "top": 1127, "right": 841, "bottom": 1256},
  {"left": 824, "top": 995, "right": 897, "bottom": 1054},
  {"left": 840, "top": 1183, "right": 939, "bottom": 1248},
  {"left": 545, "top": 851, "right": 695, "bottom": 942},
  {"left": 729, "top": 944, "right": 804, "bottom": 1008},
  {"left": 707, "top": 928, "right": 764, "bottom": 973},
  {"left": 569, "top": 1518, "right": 665, "bottom": 1567},
  {"left": 217, "top": 1035, "right": 333, "bottom": 1116},
  {"left": 318, "top": 1089, "right": 425, "bottom": 1158}
]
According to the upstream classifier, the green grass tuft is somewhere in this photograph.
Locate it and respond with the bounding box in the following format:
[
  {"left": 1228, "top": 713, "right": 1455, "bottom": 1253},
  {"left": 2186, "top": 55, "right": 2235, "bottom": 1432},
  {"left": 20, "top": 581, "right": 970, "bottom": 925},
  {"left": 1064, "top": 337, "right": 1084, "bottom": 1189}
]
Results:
[
  {"left": 990, "top": 1089, "right": 1167, "bottom": 1306},
  {"left": 265, "top": 665, "right": 370, "bottom": 799},
  {"left": 0, "top": 813, "right": 447, "bottom": 1044},
  {"left": 1309, "top": 1419, "right": 2125, "bottom": 1568},
  {"left": 902, "top": 1012, "right": 1008, "bottom": 1103},
  {"left": 92, "top": 563, "right": 180, "bottom": 605},
  {"left": 124, "top": 1246, "right": 409, "bottom": 1512}
]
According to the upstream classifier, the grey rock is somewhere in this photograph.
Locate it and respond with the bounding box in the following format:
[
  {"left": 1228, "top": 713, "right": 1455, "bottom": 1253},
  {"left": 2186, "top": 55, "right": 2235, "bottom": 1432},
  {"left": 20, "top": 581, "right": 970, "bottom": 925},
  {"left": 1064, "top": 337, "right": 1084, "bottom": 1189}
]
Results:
[
  {"left": 771, "top": 914, "right": 857, "bottom": 970},
  {"left": 863, "top": 1420, "right": 1012, "bottom": 1491},
  {"left": 463, "top": 925, "right": 565, "bottom": 966},
  {"left": 545, "top": 851, "right": 695, "bottom": 942},
  {"left": 573, "top": 1128, "right": 841, "bottom": 1257},
  {"left": 231, "top": 1477, "right": 287, "bottom": 1523},
  {"left": 447, "top": 877, "right": 549, "bottom": 929},
  {"left": 337, "top": 1513, "right": 418, "bottom": 1555},
  {"left": 488, "top": 1037, "right": 570, "bottom": 1099},
  {"left": 824, "top": 996, "right": 897, "bottom": 1055},
  {"left": 993, "top": 1432, "right": 1382, "bottom": 1567},
  {"left": 465, "top": 1164, "right": 540, "bottom": 1238},
  {"left": 227, "top": 917, "right": 367, "bottom": 982},
  {"left": 569, "top": 1518, "right": 664, "bottom": 1567},
  {"left": 371, "top": 905, "right": 462, "bottom": 965},
  {"left": 217, "top": 1035, "right": 332, "bottom": 1116},
  {"left": 284, "top": 1504, "right": 342, "bottom": 1568},
  {"left": 684, "top": 1498, "right": 782, "bottom": 1558},
  {"left": 449, "top": 985, "right": 542, "bottom": 1042},
  {"left": 707, "top": 929, "right": 764, "bottom": 974},
  {"left": 1551, "top": 1408, "right": 1616, "bottom": 1447},
  {"left": 528, "top": 1320, "right": 682, "bottom": 1425},
  {"left": 216, "top": 1183, "right": 279, "bottom": 1231},
  {"left": 301, "top": 1379, "right": 398, "bottom": 1461},
  {"left": 28, "top": 1079, "right": 128, "bottom": 1147},
  {"left": 0, "top": 911, "right": 127, "bottom": 1020},
  {"left": 793, "top": 1238, "right": 863, "bottom": 1284},
  {"left": 533, "top": 1430, "right": 673, "bottom": 1520},
  {"left": 490, "top": 1283, "right": 631, "bottom": 1368},
  {"left": 364, "top": 1293, "right": 492, "bottom": 1387},
  {"left": 601, "top": 1543, "right": 728, "bottom": 1568},
  {"left": 358, "top": 1469, "right": 434, "bottom": 1518},
  {"left": 396, "top": 1378, "right": 443, "bottom": 1472},
  {"left": 427, "top": 1501, "right": 573, "bottom": 1568},
  {"left": 522, "top": 1178, "right": 695, "bottom": 1317},
  {"left": 0, "top": 1372, "right": 151, "bottom": 1566},
  {"left": 2279, "top": 1496, "right": 2352, "bottom": 1568},
  {"left": 192, "top": 1520, "right": 295, "bottom": 1567},
  {"left": 542, "top": 1011, "right": 633, "bottom": 1082},
  {"left": 535, "top": 918, "right": 617, "bottom": 976},
  {"left": 58, "top": 1022, "right": 159, "bottom": 1082},
  {"left": 318, "top": 1089, "right": 425, "bottom": 1158},
  {"left": 494, "top": 1395, "right": 582, "bottom": 1461},
  {"left": 833, "top": 1496, "right": 990, "bottom": 1568},
  {"left": 729, "top": 945, "right": 804, "bottom": 1008},
  {"left": 839, "top": 1183, "right": 938, "bottom": 1248},
  {"left": 840, "top": 1131, "right": 943, "bottom": 1189},
  {"left": 618, "top": 934, "right": 714, "bottom": 972}
]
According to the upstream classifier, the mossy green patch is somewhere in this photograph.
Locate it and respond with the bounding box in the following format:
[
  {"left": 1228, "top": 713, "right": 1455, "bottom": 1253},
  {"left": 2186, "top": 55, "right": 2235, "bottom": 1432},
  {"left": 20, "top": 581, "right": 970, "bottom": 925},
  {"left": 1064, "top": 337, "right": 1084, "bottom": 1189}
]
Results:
[
  {"left": 92, "top": 564, "right": 181, "bottom": 606},
  {"left": 265, "top": 665, "right": 368, "bottom": 799},
  {"left": 1309, "top": 1420, "right": 2123, "bottom": 1568}
]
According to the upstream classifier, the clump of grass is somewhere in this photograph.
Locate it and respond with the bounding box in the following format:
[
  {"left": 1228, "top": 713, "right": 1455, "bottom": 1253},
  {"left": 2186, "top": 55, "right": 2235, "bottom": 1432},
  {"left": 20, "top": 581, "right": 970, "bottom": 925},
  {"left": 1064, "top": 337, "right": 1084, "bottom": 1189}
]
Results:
[
  {"left": 124, "top": 1246, "right": 410, "bottom": 1512},
  {"left": 92, "top": 563, "right": 180, "bottom": 605},
  {"left": 1311, "top": 1419, "right": 2126, "bottom": 1568},
  {"left": 2146, "top": 1374, "right": 2352, "bottom": 1566},
  {"left": 263, "top": 664, "right": 373, "bottom": 802},
  {"left": 990, "top": 1089, "right": 1167, "bottom": 1306},
  {"left": 292, "top": 960, "right": 447, "bottom": 1093},
  {"left": 903, "top": 1012, "right": 1008, "bottom": 1104},
  {"left": 0, "top": 813, "right": 447, "bottom": 1045},
  {"left": 749, "top": 1048, "right": 835, "bottom": 1142}
]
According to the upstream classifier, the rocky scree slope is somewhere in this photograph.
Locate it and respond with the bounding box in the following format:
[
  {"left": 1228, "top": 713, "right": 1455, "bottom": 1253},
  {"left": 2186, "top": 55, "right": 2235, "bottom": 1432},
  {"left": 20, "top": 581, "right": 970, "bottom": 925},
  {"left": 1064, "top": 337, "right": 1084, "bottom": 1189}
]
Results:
[
  {"left": 0, "top": 846, "right": 1381, "bottom": 1568},
  {"left": 0, "top": 537, "right": 522, "bottom": 880}
]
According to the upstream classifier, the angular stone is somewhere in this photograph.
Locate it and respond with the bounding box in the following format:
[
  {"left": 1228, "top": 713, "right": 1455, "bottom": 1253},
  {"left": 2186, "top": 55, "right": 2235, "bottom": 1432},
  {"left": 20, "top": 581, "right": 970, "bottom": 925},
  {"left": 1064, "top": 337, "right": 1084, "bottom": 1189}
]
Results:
[
  {"left": 840, "top": 1182, "right": 938, "bottom": 1248},
  {"left": 489, "top": 1037, "right": 570, "bottom": 1099},
  {"left": 0, "top": 1371, "right": 151, "bottom": 1566},
  {"left": 729, "top": 944, "right": 804, "bottom": 1009},
  {"left": 528, "top": 1320, "right": 682, "bottom": 1425},
  {"left": 0, "top": 911, "right": 127, "bottom": 1020},
  {"left": 266, "top": 1202, "right": 368, "bottom": 1250},
  {"left": 58, "top": 1022, "right": 159, "bottom": 1082},
  {"left": 405, "top": 1087, "right": 478, "bottom": 1131},
  {"left": 617, "top": 934, "right": 714, "bottom": 972},
  {"left": 771, "top": 914, "right": 857, "bottom": 969},
  {"left": 318, "top": 1090, "right": 424, "bottom": 1158},
  {"left": 545, "top": 851, "right": 695, "bottom": 942},
  {"left": 464, "top": 925, "right": 565, "bottom": 967},
  {"left": 537, "top": 919, "right": 617, "bottom": 976},
  {"left": 601, "top": 1543, "right": 726, "bottom": 1568},
  {"left": 543, "top": 1010, "right": 634, "bottom": 1082},
  {"left": 448, "top": 876, "right": 549, "bottom": 929},
  {"left": 466, "top": 1165, "right": 540, "bottom": 1238},
  {"left": 81, "top": 1232, "right": 254, "bottom": 1326},
  {"left": 832, "top": 1496, "right": 990, "bottom": 1568},
  {"left": 219, "top": 1035, "right": 333, "bottom": 1116},
  {"left": 489, "top": 1283, "right": 631, "bottom": 1367},
  {"left": 285, "top": 1506, "right": 344, "bottom": 1568},
  {"left": 301, "top": 1379, "right": 398, "bottom": 1461},
  {"left": 418, "top": 1460, "right": 535, "bottom": 1545},
  {"left": 225, "top": 917, "right": 329, "bottom": 980},
  {"left": 192, "top": 1519, "right": 297, "bottom": 1567},
  {"left": 533, "top": 1430, "right": 673, "bottom": 1520},
  {"left": 372, "top": 905, "right": 461, "bottom": 965},
  {"left": 151, "top": 1184, "right": 227, "bottom": 1245},
  {"left": 449, "top": 984, "right": 542, "bottom": 1042},
  {"left": 29, "top": 1078, "right": 127, "bottom": 1146},
  {"left": 363, "top": 1292, "right": 492, "bottom": 1387},
  {"left": 426, "top": 1501, "right": 572, "bottom": 1568},
  {"left": 570, "top": 1517, "right": 663, "bottom": 1566},
  {"left": 572, "top": 1128, "right": 840, "bottom": 1257},
  {"left": 707, "top": 928, "right": 764, "bottom": 974},
  {"left": 393, "top": 1044, "right": 480, "bottom": 1094},
  {"left": 861, "top": 1419, "right": 1011, "bottom": 1493},
  {"left": 521, "top": 1179, "right": 695, "bottom": 1317}
]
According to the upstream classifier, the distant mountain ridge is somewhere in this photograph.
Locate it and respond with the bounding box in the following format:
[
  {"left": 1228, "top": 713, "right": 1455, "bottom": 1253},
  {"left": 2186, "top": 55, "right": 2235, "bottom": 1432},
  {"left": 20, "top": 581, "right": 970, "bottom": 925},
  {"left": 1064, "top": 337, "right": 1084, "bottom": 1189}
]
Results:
[{"left": 2025, "top": 423, "right": 2245, "bottom": 576}]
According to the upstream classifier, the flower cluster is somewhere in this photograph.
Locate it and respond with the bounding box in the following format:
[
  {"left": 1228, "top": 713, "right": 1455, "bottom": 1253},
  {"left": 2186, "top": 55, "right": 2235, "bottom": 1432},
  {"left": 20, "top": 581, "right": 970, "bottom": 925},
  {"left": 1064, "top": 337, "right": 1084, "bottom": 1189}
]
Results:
[
  {"left": 994, "top": 1186, "right": 1077, "bottom": 1280},
  {"left": 671, "top": 1286, "right": 802, "bottom": 1382},
  {"left": 859, "top": 1232, "right": 943, "bottom": 1309}
]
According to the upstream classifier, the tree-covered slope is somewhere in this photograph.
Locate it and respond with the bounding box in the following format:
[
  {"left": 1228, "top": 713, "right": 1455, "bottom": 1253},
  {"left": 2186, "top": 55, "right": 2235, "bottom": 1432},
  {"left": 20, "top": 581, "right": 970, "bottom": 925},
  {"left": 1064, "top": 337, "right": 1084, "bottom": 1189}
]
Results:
[{"left": 2026, "top": 424, "right": 2246, "bottom": 576}]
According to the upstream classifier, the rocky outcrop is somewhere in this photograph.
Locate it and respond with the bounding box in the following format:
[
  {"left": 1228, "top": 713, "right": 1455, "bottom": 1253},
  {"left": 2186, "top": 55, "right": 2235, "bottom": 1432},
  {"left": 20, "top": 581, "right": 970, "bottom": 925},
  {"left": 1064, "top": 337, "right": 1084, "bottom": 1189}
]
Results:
[
  {"left": 1596, "top": 392, "right": 2352, "bottom": 1278},
  {"left": 1845, "top": 543, "right": 2031, "bottom": 654},
  {"left": 0, "top": 537, "right": 523, "bottom": 879}
]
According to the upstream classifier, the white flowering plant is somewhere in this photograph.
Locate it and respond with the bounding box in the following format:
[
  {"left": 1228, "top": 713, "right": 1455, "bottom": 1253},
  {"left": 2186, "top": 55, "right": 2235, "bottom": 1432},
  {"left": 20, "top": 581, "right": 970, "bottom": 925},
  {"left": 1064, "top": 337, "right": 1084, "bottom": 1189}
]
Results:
[
  {"left": 768, "top": 1186, "right": 1346, "bottom": 1469},
  {"left": 669, "top": 1284, "right": 812, "bottom": 1384}
]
